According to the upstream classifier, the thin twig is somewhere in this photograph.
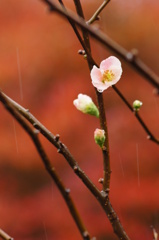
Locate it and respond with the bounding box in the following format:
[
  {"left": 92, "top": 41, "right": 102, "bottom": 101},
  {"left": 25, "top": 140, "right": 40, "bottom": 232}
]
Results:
[
  {"left": 87, "top": 0, "right": 111, "bottom": 25},
  {"left": 0, "top": 93, "right": 91, "bottom": 240},
  {"left": 72, "top": 0, "right": 91, "bottom": 51},
  {"left": 113, "top": 85, "right": 159, "bottom": 144},
  {"left": 41, "top": 0, "right": 159, "bottom": 90},
  {"left": 0, "top": 229, "right": 14, "bottom": 240}
]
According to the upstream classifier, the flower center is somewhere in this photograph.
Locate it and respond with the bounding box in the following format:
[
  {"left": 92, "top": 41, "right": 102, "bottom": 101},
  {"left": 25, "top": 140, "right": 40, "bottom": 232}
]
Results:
[{"left": 102, "top": 70, "right": 114, "bottom": 83}]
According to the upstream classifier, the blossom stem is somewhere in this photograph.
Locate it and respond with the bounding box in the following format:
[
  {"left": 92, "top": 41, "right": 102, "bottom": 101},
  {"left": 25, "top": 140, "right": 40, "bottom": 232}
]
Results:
[
  {"left": 71, "top": 0, "right": 111, "bottom": 192},
  {"left": 95, "top": 90, "right": 111, "bottom": 193}
]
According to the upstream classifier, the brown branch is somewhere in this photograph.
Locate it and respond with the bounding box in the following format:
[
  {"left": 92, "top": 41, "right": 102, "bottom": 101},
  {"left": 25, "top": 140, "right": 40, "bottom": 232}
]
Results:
[
  {"left": 0, "top": 229, "right": 13, "bottom": 240},
  {"left": 0, "top": 91, "right": 130, "bottom": 240},
  {"left": 0, "top": 92, "right": 102, "bottom": 201},
  {"left": 41, "top": 0, "right": 159, "bottom": 90},
  {"left": 0, "top": 93, "right": 91, "bottom": 240}
]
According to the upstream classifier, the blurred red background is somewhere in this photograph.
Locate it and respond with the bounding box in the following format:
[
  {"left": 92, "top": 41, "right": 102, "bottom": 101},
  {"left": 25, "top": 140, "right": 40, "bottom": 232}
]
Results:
[{"left": 0, "top": 0, "right": 159, "bottom": 239}]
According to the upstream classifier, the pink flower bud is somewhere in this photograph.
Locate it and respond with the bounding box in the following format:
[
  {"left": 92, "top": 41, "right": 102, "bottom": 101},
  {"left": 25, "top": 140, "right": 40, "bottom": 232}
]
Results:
[{"left": 94, "top": 128, "right": 105, "bottom": 147}]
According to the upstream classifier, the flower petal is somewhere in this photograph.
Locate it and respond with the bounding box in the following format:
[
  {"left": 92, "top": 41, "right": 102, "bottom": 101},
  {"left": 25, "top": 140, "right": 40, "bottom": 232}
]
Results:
[
  {"left": 103, "top": 68, "right": 122, "bottom": 87},
  {"left": 92, "top": 80, "right": 109, "bottom": 91},
  {"left": 90, "top": 66, "right": 102, "bottom": 83},
  {"left": 100, "top": 56, "right": 121, "bottom": 71}
]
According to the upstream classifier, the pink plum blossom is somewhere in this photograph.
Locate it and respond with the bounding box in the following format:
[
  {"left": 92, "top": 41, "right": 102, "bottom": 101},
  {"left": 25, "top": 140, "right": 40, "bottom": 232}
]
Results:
[{"left": 90, "top": 56, "right": 122, "bottom": 92}]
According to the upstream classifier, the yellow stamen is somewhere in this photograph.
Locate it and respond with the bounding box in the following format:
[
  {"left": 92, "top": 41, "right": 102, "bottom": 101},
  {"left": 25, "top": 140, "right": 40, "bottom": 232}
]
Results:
[{"left": 102, "top": 70, "right": 114, "bottom": 83}]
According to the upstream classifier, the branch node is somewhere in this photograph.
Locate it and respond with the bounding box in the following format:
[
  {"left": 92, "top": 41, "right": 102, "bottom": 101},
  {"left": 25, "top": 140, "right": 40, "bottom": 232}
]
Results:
[
  {"left": 33, "top": 122, "right": 38, "bottom": 128},
  {"left": 59, "top": 142, "right": 64, "bottom": 148},
  {"left": 98, "top": 178, "right": 104, "bottom": 184},
  {"left": 106, "top": 188, "right": 110, "bottom": 194},
  {"left": 73, "top": 165, "right": 79, "bottom": 172},
  {"left": 104, "top": 197, "right": 109, "bottom": 206},
  {"left": 57, "top": 142, "right": 64, "bottom": 153},
  {"left": 55, "top": 134, "right": 60, "bottom": 142},
  {"left": 78, "top": 49, "right": 85, "bottom": 55},
  {"left": 95, "top": 16, "right": 100, "bottom": 21},
  {"left": 57, "top": 148, "right": 62, "bottom": 153},
  {"left": 126, "top": 48, "right": 138, "bottom": 62},
  {"left": 100, "top": 190, "right": 107, "bottom": 199},
  {"left": 83, "top": 231, "right": 90, "bottom": 238},
  {"left": 109, "top": 211, "right": 117, "bottom": 222},
  {"left": 34, "top": 129, "right": 40, "bottom": 135},
  {"left": 65, "top": 188, "right": 70, "bottom": 194}
]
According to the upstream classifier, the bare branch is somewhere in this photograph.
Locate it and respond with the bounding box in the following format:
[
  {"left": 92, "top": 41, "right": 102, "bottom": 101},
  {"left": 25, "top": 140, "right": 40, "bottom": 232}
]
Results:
[
  {"left": 0, "top": 93, "right": 90, "bottom": 240},
  {"left": 0, "top": 92, "right": 102, "bottom": 201},
  {"left": 41, "top": 0, "right": 159, "bottom": 90},
  {"left": 0, "top": 91, "right": 130, "bottom": 240}
]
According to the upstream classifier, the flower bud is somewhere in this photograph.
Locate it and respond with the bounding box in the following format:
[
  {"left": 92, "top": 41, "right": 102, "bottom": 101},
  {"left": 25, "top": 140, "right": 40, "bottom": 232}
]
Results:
[
  {"left": 133, "top": 100, "right": 143, "bottom": 111},
  {"left": 73, "top": 94, "right": 99, "bottom": 117},
  {"left": 94, "top": 128, "right": 105, "bottom": 147}
]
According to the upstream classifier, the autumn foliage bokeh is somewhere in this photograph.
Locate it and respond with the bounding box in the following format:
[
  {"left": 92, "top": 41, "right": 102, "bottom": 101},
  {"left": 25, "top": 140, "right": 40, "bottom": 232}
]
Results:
[{"left": 0, "top": 1, "right": 159, "bottom": 239}]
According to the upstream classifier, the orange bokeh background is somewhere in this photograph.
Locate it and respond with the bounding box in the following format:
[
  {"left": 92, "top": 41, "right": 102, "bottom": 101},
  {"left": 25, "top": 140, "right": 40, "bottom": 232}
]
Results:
[{"left": 0, "top": 1, "right": 159, "bottom": 239}]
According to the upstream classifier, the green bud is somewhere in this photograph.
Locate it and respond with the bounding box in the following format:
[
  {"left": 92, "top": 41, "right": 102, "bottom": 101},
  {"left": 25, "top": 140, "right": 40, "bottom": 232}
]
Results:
[
  {"left": 133, "top": 100, "right": 143, "bottom": 111},
  {"left": 73, "top": 94, "right": 99, "bottom": 117}
]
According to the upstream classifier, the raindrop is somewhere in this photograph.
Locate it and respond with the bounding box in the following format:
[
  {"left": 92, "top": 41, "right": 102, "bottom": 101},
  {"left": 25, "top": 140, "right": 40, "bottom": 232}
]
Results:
[
  {"left": 136, "top": 143, "right": 140, "bottom": 187},
  {"left": 97, "top": 89, "right": 103, "bottom": 93},
  {"left": 43, "top": 222, "right": 48, "bottom": 240},
  {"left": 119, "top": 154, "right": 125, "bottom": 177},
  {"left": 13, "top": 119, "right": 19, "bottom": 154},
  {"left": 16, "top": 47, "right": 23, "bottom": 101}
]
